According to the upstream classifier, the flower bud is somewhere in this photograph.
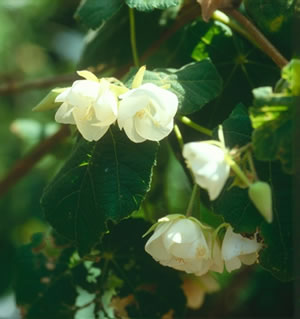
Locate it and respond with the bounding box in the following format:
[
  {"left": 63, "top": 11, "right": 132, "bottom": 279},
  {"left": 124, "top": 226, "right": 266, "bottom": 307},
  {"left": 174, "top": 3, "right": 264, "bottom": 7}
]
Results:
[
  {"left": 182, "top": 142, "right": 230, "bottom": 200},
  {"left": 248, "top": 181, "right": 273, "bottom": 223}
]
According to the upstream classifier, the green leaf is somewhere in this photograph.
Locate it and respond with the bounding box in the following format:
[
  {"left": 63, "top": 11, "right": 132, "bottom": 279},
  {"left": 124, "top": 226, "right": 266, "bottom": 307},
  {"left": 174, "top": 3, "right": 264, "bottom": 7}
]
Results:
[
  {"left": 125, "top": 0, "right": 179, "bottom": 11},
  {"left": 127, "top": 59, "right": 222, "bottom": 115},
  {"left": 75, "top": 0, "right": 124, "bottom": 29},
  {"left": 244, "top": 0, "right": 294, "bottom": 33},
  {"left": 250, "top": 86, "right": 295, "bottom": 174},
  {"left": 215, "top": 103, "right": 252, "bottom": 148},
  {"left": 41, "top": 127, "right": 158, "bottom": 255},
  {"left": 259, "top": 163, "right": 294, "bottom": 281}
]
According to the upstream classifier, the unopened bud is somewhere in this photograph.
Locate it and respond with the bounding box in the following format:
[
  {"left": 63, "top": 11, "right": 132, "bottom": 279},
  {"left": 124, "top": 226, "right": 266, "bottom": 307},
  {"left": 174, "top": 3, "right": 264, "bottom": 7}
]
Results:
[{"left": 248, "top": 181, "right": 273, "bottom": 223}]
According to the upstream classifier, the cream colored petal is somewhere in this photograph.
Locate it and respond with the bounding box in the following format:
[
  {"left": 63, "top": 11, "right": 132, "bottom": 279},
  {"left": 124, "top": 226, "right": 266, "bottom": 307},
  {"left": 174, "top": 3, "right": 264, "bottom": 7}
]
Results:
[
  {"left": 72, "top": 108, "right": 108, "bottom": 141},
  {"left": 118, "top": 94, "right": 148, "bottom": 124},
  {"left": 225, "top": 257, "right": 242, "bottom": 272},
  {"left": 121, "top": 118, "right": 146, "bottom": 143},
  {"left": 55, "top": 102, "right": 75, "bottom": 124},
  {"left": 94, "top": 90, "right": 118, "bottom": 126},
  {"left": 208, "top": 238, "right": 224, "bottom": 273},
  {"left": 138, "top": 83, "right": 178, "bottom": 118},
  {"left": 134, "top": 116, "right": 173, "bottom": 141},
  {"left": 239, "top": 252, "right": 258, "bottom": 265},
  {"left": 222, "top": 226, "right": 262, "bottom": 261},
  {"left": 182, "top": 142, "right": 230, "bottom": 200},
  {"left": 66, "top": 80, "right": 100, "bottom": 108},
  {"left": 55, "top": 88, "right": 71, "bottom": 103}
]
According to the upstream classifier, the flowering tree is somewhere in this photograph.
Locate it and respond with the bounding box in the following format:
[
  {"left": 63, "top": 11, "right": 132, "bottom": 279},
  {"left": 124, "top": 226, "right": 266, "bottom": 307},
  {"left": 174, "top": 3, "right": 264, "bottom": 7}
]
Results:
[{"left": 0, "top": 0, "right": 297, "bottom": 318}]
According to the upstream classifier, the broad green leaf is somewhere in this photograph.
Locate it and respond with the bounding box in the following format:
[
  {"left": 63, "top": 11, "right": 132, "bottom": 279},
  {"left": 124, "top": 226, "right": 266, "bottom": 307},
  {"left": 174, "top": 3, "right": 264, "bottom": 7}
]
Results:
[
  {"left": 214, "top": 103, "right": 252, "bottom": 148},
  {"left": 250, "top": 87, "right": 295, "bottom": 174},
  {"left": 259, "top": 162, "right": 293, "bottom": 281},
  {"left": 41, "top": 127, "right": 158, "bottom": 255},
  {"left": 125, "top": 0, "right": 179, "bottom": 11},
  {"left": 244, "top": 0, "right": 294, "bottom": 33},
  {"left": 127, "top": 60, "right": 222, "bottom": 115},
  {"left": 75, "top": 0, "right": 123, "bottom": 29}
]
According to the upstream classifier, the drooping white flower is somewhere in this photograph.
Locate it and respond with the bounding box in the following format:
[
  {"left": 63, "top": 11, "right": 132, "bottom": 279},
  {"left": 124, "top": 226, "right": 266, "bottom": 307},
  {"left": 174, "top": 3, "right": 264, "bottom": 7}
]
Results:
[
  {"left": 221, "top": 226, "right": 262, "bottom": 272},
  {"left": 248, "top": 181, "right": 273, "bottom": 223},
  {"left": 182, "top": 142, "right": 230, "bottom": 200},
  {"left": 118, "top": 83, "right": 178, "bottom": 143},
  {"left": 144, "top": 215, "right": 223, "bottom": 277},
  {"left": 55, "top": 76, "right": 118, "bottom": 142}
]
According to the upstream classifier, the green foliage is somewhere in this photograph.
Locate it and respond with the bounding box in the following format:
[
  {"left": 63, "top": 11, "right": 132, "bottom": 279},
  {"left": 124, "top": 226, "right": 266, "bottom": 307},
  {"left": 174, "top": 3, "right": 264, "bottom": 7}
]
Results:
[
  {"left": 250, "top": 59, "right": 298, "bottom": 174},
  {"left": 244, "top": 0, "right": 295, "bottom": 34},
  {"left": 75, "top": 0, "right": 124, "bottom": 29},
  {"left": 15, "top": 220, "right": 185, "bottom": 319},
  {"left": 126, "top": 0, "right": 180, "bottom": 11},
  {"left": 211, "top": 104, "right": 294, "bottom": 281},
  {"left": 0, "top": 0, "right": 296, "bottom": 316},
  {"left": 41, "top": 127, "right": 158, "bottom": 255}
]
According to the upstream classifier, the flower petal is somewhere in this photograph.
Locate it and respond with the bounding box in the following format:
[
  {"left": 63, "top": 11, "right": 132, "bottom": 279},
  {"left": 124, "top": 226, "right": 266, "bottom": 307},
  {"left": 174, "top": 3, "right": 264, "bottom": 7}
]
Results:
[
  {"left": 72, "top": 107, "right": 109, "bottom": 141},
  {"left": 55, "top": 102, "right": 75, "bottom": 124},
  {"left": 134, "top": 116, "right": 173, "bottom": 141},
  {"left": 225, "top": 257, "right": 242, "bottom": 272},
  {"left": 94, "top": 90, "right": 118, "bottom": 126},
  {"left": 221, "top": 226, "right": 262, "bottom": 261}
]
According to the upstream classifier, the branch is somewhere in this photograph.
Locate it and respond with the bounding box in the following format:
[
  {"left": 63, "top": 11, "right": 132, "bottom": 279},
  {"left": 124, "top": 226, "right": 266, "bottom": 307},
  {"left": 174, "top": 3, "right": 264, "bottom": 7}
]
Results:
[
  {"left": 0, "top": 125, "right": 70, "bottom": 197},
  {"left": 0, "top": 64, "right": 108, "bottom": 96},
  {"left": 222, "top": 8, "right": 288, "bottom": 68}
]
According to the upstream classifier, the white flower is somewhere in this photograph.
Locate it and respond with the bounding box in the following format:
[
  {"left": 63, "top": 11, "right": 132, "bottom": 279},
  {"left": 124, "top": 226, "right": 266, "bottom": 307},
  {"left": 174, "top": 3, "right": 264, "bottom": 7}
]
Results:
[
  {"left": 55, "top": 78, "right": 118, "bottom": 141},
  {"left": 182, "top": 142, "right": 230, "bottom": 200},
  {"left": 117, "top": 83, "right": 178, "bottom": 143},
  {"left": 221, "top": 226, "right": 262, "bottom": 272},
  {"left": 145, "top": 215, "right": 223, "bottom": 277}
]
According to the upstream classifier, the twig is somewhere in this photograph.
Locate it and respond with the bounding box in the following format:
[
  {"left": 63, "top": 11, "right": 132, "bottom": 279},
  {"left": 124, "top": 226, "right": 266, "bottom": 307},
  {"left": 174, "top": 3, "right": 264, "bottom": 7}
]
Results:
[
  {"left": 222, "top": 8, "right": 288, "bottom": 68},
  {"left": 0, "top": 65, "right": 108, "bottom": 96},
  {"left": 0, "top": 125, "right": 70, "bottom": 197}
]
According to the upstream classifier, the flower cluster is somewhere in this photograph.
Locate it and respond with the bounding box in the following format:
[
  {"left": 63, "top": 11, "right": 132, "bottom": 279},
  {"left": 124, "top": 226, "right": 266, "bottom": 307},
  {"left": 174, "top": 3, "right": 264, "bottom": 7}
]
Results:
[
  {"left": 54, "top": 69, "right": 178, "bottom": 142},
  {"left": 144, "top": 215, "right": 261, "bottom": 277}
]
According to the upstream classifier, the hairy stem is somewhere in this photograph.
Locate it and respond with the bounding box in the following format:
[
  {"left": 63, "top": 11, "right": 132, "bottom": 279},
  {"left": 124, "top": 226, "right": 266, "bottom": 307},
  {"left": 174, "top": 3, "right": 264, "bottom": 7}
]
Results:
[{"left": 178, "top": 115, "right": 213, "bottom": 136}]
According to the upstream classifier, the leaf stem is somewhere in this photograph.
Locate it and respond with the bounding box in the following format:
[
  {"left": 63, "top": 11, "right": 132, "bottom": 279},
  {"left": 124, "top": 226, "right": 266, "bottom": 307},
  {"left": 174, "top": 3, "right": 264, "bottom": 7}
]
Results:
[
  {"left": 186, "top": 184, "right": 199, "bottom": 217},
  {"left": 221, "top": 8, "right": 288, "bottom": 68},
  {"left": 178, "top": 115, "right": 213, "bottom": 136},
  {"left": 129, "top": 7, "right": 140, "bottom": 67}
]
